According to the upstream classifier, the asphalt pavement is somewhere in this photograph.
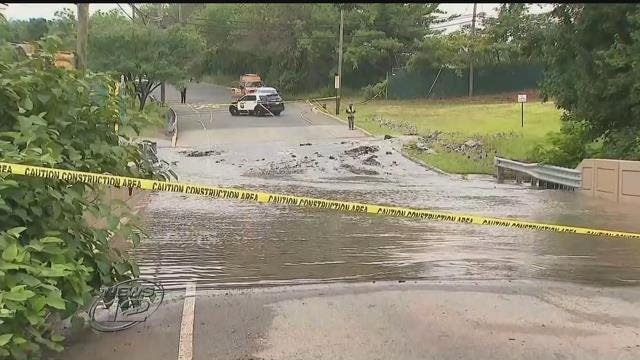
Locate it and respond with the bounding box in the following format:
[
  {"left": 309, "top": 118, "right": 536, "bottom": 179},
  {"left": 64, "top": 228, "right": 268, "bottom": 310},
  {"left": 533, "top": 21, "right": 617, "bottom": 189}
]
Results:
[{"left": 161, "top": 83, "right": 366, "bottom": 146}]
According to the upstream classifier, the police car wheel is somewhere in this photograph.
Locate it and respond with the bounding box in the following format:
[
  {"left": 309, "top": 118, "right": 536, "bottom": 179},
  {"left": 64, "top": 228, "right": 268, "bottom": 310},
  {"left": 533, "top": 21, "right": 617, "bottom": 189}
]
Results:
[{"left": 229, "top": 106, "right": 238, "bottom": 116}]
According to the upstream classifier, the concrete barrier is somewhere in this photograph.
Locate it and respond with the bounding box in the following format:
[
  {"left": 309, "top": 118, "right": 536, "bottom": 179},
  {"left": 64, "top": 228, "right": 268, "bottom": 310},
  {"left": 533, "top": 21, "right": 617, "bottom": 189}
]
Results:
[{"left": 578, "top": 159, "right": 640, "bottom": 204}]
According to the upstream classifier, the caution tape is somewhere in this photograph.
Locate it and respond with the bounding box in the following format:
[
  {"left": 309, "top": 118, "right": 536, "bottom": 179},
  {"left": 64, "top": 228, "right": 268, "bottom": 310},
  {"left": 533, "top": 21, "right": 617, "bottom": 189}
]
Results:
[
  {"left": 1, "top": 161, "right": 639, "bottom": 240},
  {"left": 185, "top": 96, "right": 338, "bottom": 111}
]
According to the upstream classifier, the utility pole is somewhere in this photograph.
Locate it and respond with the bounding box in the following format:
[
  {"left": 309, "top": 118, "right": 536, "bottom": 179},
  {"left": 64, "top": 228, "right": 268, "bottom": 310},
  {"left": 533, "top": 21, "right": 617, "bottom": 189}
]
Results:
[
  {"left": 178, "top": 3, "right": 183, "bottom": 24},
  {"left": 76, "top": 3, "right": 89, "bottom": 71},
  {"left": 131, "top": 3, "right": 135, "bottom": 20},
  {"left": 158, "top": 3, "right": 166, "bottom": 103},
  {"left": 336, "top": 9, "right": 344, "bottom": 115},
  {"left": 385, "top": 71, "right": 389, "bottom": 100},
  {"left": 469, "top": 2, "right": 477, "bottom": 97}
]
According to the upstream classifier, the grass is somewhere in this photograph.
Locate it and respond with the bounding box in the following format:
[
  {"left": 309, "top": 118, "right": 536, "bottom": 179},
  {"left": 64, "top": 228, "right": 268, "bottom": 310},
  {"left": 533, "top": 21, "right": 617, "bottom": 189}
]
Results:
[
  {"left": 332, "top": 96, "right": 564, "bottom": 174},
  {"left": 119, "top": 99, "right": 168, "bottom": 139}
]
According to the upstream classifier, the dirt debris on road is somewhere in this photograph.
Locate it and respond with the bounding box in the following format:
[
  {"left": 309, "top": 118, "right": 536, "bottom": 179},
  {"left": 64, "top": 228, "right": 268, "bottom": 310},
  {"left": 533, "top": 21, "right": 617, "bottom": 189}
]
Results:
[
  {"left": 180, "top": 149, "right": 224, "bottom": 157},
  {"left": 344, "top": 145, "right": 380, "bottom": 157}
]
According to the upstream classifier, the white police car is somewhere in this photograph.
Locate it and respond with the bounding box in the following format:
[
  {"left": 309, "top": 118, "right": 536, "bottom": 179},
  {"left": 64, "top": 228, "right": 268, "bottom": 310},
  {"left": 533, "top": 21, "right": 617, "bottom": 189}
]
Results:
[{"left": 229, "top": 87, "right": 285, "bottom": 116}]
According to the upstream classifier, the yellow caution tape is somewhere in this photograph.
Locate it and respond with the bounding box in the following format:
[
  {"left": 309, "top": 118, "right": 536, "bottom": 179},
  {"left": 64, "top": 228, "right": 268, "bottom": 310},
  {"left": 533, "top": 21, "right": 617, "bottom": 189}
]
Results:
[
  {"left": 182, "top": 97, "right": 338, "bottom": 110},
  {"left": 1, "top": 161, "right": 639, "bottom": 239}
]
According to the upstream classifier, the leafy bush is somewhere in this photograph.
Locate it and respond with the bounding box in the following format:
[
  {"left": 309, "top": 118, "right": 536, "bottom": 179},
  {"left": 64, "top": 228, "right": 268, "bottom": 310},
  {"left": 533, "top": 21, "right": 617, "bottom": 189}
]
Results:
[
  {"left": 532, "top": 114, "right": 640, "bottom": 167},
  {"left": 362, "top": 80, "right": 387, "bottom": 101},
  {"left": 0, "top": 37, "right": 167, "bottom": 359}
]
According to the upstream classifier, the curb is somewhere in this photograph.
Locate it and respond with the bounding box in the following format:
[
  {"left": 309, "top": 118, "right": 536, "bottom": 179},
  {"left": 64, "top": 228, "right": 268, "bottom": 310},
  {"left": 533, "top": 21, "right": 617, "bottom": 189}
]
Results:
[
  {"left": 398, "top": 149, "right": 451, "bottom": 176},
  {"left": 306, "top": 100, "right": 374, "bottom": 137},
  {"left": 306, "top": 100, "right": 453, "bottom": 176}
]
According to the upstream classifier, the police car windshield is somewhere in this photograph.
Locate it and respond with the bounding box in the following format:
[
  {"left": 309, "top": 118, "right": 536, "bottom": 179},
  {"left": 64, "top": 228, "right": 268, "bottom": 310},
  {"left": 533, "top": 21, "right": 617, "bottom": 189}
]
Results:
[{"left": 259, "top": 94, "right": 281, "bottom": 102}]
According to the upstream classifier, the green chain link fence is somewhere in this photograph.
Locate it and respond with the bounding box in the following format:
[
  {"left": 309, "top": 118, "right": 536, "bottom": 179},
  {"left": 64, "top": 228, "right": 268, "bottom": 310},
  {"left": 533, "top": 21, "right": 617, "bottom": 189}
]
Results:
[{"left": 388, "top": 63, "right": 544, "bottom": 100}]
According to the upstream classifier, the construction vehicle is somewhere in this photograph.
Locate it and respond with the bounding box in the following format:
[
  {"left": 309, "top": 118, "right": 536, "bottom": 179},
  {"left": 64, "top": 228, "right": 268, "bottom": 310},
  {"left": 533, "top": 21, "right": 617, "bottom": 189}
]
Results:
[
  {"left": 12, "top": 42, "right": 76, "bottom": 70},
  {"left": 231, "top": 74, "right": 263, "bottom": 99}
]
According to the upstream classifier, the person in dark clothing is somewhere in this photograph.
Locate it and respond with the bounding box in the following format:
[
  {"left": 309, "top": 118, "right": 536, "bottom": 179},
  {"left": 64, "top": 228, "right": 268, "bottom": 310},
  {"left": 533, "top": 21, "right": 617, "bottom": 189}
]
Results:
[
  {"left": 180, "top": 87, "right": 187, "bottom": 104},
  {"left": 346, "top": 103, "right": 356, "bottom": 130}
]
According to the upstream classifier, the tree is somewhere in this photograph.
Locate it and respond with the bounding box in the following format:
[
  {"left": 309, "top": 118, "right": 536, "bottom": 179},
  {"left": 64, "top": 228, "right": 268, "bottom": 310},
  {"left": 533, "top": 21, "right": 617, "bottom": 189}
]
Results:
[
  {"left": 46, "top": 8, "right": 76, "bottom": 50},
  {"left": 481, "top": 3, "right": 550, "bottom": 64},
  {"left": 88, "top": 10, "right": 205, "bottom": 110},
  {"left": 344, "top": 4, "right": 442, "bottom": 84},
  {"left": 537, "top": 4, "right": 640, "bottom": 164},
  {"left": 3, "top": 18, "right": 49, "bottom": 43}
]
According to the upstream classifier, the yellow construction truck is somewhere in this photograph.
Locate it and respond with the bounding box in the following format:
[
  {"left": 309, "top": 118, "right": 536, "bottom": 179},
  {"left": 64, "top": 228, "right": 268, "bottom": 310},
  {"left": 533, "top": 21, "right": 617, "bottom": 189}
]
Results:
[
  {"left": 231, "top": 73, "right": 263, "bottom": 99},
  {"left": 13, "top": 42, "right": 76, "bottom": 70}
]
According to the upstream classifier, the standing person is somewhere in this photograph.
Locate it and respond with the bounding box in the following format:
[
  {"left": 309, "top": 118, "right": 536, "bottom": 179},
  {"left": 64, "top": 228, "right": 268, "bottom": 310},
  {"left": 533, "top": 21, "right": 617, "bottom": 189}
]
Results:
[
  {"left": 346, "top": 103, "right": 356, "bottom": 130},
  {"left": 180, "top": 86, "right": 187, "bottom": 104}
]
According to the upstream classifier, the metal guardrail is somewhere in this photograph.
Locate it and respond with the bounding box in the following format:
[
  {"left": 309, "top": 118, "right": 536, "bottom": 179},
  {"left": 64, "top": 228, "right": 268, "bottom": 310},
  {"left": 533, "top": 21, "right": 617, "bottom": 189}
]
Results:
[
  {"left": 149, "top": 94, "right": 178, "bottom": 147},
  {"left": 168, "top": 107, "right": 178, "bottom": 147},
  {"left": 494, "top": 157, "right": 582, "bottom": 189}
]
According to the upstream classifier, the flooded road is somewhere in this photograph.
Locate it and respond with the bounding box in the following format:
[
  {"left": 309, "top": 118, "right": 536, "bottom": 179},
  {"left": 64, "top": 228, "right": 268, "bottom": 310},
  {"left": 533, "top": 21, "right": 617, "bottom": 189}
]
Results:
[{"left": 139, "top": 84, "right": 640, "bottom": 291}]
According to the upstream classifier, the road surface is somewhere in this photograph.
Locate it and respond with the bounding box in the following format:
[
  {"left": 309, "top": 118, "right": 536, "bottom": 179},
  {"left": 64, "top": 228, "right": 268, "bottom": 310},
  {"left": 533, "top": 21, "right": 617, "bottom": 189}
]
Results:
[{"left": 58, "top": 82, "right": 640, "bottom": 359}]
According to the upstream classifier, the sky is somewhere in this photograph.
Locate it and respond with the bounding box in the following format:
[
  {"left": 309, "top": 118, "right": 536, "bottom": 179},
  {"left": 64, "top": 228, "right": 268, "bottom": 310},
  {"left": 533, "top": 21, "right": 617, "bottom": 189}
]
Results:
[{"left": 1, "top": 3, "right": 554, "bottom": 31}]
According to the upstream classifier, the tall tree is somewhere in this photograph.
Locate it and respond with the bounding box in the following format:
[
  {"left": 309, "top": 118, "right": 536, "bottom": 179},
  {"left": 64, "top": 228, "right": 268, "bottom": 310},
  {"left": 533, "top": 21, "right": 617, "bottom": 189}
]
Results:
[
  {"left": 539, "top": 4, "right": 640, "bottom": 162},
  {"left": 88, "top": 10, "right": 205, "bottom": 109}
]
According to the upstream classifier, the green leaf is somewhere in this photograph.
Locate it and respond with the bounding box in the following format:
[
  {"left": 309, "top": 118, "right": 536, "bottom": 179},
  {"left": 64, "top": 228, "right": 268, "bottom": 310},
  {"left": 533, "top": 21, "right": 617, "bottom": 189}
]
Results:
[
  {"left": 6, "top": 227, "right": 26, "bottom": 238},
  {"left": 37, "top": 94, "right": 50, "bottom": 104},
  {"left": 5, "top": 287, "right": 35, "bottom": 302},
  {"left": 12, "top": 337, "right": 26, "bottom": 345},
  {"left": 0, "top": 309, "right": 14, "bottom": 318},
  {"left": 28, "top": 295, "right": 46, "bottom": 312},
  {"left": 22, "top": 97, "right": 33, "bottom": 111},
  {"left": 51, "top": 334, "right": 65, "bottom": 342},
  {"left": 2, "top": 244, "right": 18, "bottom": 262},
  {"left": 16, "top": 273, "right": 41, "bottom": 286},
  {"left": 25, "top": 313, "right": 42, "bottom": 326},
  {"left": 46, "top": 295, "right": 66, "bottom": 310},
  {"left": 40, "top": 237, "right": 64, "bottom": 244},
  {"left": 0, "top": 334, "right": 12, "bottom": 346}
]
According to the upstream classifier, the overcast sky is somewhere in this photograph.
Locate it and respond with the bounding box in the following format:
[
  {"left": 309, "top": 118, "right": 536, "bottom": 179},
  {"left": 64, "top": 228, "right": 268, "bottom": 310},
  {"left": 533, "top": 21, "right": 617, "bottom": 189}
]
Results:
[{"left": 1, "top": 3, "right": 554, "bottom": 31}]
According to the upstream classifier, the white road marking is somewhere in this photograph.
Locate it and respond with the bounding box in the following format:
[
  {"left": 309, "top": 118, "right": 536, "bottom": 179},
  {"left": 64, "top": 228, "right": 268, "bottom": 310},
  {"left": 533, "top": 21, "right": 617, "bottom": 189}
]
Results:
[{"left": 177, "top": 282, "right": 197, "bottom": 360}]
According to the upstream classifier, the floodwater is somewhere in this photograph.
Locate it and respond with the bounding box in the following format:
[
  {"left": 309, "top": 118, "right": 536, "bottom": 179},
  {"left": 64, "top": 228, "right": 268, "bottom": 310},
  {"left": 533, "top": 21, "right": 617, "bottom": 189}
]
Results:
[{"left": 132, "top": 137, "right": 640, "bottom": 291}]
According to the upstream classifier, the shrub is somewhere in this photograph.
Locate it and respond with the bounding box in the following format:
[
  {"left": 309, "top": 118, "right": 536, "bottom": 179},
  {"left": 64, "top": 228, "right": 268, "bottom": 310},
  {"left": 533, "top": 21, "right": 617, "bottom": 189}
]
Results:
[
  {"left": 362, "top": 80, "right": 387, "bottom": 101},
  {"left": 0, "top": 37, "right": 167, "bottom": 359}
]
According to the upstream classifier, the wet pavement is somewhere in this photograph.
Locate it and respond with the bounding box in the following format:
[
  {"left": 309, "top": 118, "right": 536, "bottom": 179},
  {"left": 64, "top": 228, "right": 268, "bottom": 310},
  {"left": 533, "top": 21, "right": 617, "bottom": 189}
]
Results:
[
  {"left": 60, "top": 280, "right": 640, "bottom": 360},
  {"left": 139, "top": 83, "right": 640, "bottom": 292}
]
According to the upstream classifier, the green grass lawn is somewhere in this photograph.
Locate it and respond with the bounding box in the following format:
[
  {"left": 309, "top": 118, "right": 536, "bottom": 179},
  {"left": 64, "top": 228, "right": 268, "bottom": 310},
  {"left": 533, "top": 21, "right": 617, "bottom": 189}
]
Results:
[{"left": 332, "top": 98, "right": 564, "bottom": 174}]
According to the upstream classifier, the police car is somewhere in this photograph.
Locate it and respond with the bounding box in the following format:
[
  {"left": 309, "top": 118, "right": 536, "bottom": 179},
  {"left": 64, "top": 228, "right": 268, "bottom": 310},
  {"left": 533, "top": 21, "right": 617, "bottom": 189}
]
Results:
[{"left": 229, "top": 87, "right": 285, "bottom": 116}]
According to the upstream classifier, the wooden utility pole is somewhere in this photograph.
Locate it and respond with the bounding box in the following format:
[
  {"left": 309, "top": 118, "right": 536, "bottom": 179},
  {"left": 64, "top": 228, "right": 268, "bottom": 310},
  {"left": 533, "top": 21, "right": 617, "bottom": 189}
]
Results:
[
  {"left": 76, "top": 3, "right": 89, "bottom": 71},
  {"left": 178, "top": 3, "right": 183, "bottom": 24},
  {"left": 336, "top": 9, "right": 344, "bottom": 115},
  {"left": 158, "top": 3, "right": 166, "bottom": 103},
  {"left": 469, "top": 2, "right": 477, "bottom": 97},
  {"left": 131, "top": 3, "right": 135, "bottom": 20}
]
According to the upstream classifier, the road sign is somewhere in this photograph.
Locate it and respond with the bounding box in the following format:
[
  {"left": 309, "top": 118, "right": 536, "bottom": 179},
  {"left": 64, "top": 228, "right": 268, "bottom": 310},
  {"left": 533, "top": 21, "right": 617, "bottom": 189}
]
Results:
[
  {"left": 517, "top": 94, "right": 526, "bottom": 127},
  {"left": 335, "top": 75, "right": 340, "bottom": 89}
]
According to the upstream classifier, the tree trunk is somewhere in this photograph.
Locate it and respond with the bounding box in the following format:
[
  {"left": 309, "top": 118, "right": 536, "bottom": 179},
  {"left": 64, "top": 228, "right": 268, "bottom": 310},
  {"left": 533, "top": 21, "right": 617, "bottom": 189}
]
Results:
[{"left": 139, "top": 92, "right": 147, "bottom": 111}]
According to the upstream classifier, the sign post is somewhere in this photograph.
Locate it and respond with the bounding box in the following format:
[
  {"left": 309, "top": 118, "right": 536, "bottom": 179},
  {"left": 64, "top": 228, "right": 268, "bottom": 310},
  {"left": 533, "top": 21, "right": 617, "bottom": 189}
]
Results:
[
  {"left": 517, "top": 94, "right": 527, "bottom": 128},
  {"left": 334, "top": 73, "right": 340, "bottom": 115}
]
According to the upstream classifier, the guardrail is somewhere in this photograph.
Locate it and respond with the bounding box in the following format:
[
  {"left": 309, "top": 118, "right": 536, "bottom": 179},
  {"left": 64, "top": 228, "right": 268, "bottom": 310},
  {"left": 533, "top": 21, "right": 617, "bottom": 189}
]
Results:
[
  {"left": 494, "top": 157, "right": 581, "bottom": 189},
  {"left": 168, "top": 106, "right": 178, "bottom": 147},
  {"left": 149, "top": 94, "right": 178, "bottom": 147}
]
